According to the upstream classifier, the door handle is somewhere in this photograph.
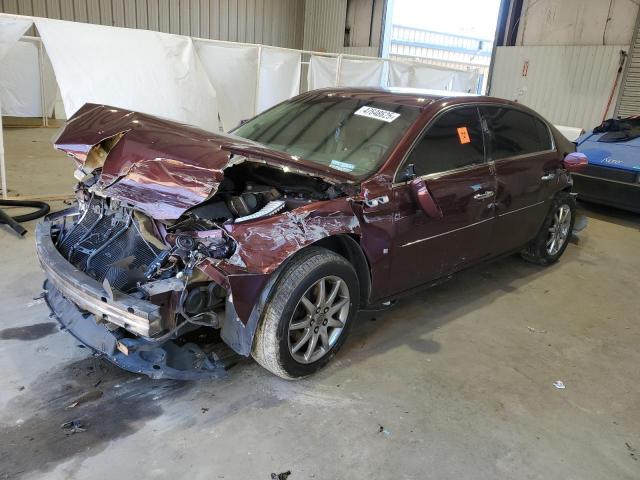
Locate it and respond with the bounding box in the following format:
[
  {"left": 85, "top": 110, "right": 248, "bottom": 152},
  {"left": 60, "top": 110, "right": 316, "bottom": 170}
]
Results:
[
  {"left": 473, "top": 190, "right": 495, "bottom": 200},
  {"left": 541, "top": 173, "right": 556, "bottom": 181}
]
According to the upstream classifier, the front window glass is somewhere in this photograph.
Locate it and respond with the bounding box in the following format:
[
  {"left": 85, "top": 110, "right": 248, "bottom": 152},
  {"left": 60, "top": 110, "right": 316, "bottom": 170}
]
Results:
[
  {"left": 234, "top": 93, "right": 421, "bottom": 178},
  {"left": 404, "top": 106, "right": 485, "bottom": 178}
]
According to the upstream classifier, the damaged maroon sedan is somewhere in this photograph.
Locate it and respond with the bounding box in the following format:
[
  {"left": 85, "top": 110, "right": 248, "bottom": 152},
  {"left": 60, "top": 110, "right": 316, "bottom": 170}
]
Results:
[{"left": 36, "top": 88, "right": 587, "bottom": 379}]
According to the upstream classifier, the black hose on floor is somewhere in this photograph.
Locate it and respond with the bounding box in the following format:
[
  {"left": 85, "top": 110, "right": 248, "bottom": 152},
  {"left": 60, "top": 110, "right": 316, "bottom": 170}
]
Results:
[{"left": 0, "top": 199, "right": 50, "bottom": 237}]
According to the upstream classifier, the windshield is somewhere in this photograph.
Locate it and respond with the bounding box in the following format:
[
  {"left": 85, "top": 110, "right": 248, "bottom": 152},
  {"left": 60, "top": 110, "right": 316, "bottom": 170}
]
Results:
[{"left": 233, "top": 93, "right": 422, "bottom": 178}]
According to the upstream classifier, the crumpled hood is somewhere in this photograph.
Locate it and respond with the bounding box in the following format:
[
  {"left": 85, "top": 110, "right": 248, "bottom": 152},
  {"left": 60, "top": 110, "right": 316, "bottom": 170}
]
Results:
[{"left": 54, "top": 104, "right": 354, "bottom": 219}]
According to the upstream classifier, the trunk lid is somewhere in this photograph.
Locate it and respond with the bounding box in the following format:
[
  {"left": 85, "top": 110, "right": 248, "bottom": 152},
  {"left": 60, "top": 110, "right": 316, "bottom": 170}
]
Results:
[{"left": 55, "top": 104, "right": 354, "bottom": 219}]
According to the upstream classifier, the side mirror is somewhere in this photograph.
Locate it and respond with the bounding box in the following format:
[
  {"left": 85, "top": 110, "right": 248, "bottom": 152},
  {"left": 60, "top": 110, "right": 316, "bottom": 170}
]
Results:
[
  {"left": 409, "top": 178, "right": 443, "bottom": 218},
  {"left": 563, "top": 152, "right": 588, "bottom": 172},
  {"left": 399, "top": 163, "right": 417, "bottom": 182}
]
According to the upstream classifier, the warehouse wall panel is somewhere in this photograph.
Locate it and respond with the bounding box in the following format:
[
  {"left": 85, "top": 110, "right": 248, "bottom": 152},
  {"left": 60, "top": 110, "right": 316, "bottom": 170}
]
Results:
[
  {"left": 303, "top": 0, "right": 379, "bottom": 57},
  {"left": 516, "top": 0, "right": 638, "bottom": 47},
  {"left": 0, "top": 0, "right": 305, "bottom": 48},
  {"left": 490, "top": 45, "right": 628, "bottom": 130}
]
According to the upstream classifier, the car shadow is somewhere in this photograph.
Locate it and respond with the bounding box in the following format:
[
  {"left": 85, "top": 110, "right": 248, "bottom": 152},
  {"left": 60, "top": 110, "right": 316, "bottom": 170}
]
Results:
[
  {"left": 336, "top": 250, "right": 570, "bottom": 365},
  {"left": 577, "top": 200, "right": 640, "bottom": 229}
]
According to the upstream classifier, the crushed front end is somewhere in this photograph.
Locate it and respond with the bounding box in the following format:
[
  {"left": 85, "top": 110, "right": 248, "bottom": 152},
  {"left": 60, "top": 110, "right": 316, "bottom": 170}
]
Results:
[
  {"left": 37, "top": 195, "right": 235, "bottom": 379},
  {"left": 36, "top": 103, "right": 360, "bottom": 379}
]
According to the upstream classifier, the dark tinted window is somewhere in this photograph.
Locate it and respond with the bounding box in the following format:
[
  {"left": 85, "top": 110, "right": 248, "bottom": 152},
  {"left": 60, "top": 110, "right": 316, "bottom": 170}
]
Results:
[
  {"left": 481, "top": 107, "right": 552, "bottom": 160},
  {"left": 405, "top": 107, "right": 485, "bottom": 177}
]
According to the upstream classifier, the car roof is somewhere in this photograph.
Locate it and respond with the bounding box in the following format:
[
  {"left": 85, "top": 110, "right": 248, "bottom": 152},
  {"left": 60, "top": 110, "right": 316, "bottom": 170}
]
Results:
[{"left": 309, "top": 87, "right": 485, "bottom": 109}]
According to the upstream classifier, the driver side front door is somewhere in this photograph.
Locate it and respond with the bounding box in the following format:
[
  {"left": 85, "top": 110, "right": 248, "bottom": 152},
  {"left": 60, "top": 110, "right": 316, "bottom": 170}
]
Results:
[{"left": 388, "top": 106, "right": 497, "bottom": 296}]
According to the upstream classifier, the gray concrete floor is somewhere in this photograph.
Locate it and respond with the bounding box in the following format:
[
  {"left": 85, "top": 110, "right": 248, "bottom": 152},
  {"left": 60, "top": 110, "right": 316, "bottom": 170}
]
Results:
[{"left": 1, "top": 127, "right": 639, "bottom": 480}]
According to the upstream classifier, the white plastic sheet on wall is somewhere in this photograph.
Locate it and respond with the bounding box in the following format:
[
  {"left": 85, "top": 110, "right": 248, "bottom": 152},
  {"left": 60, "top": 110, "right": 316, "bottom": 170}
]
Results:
[
  {"left": 35, "top": 18, "right": 219, "bottom": 132},
  {"left": 0, "top": 16, "right": 33, "bottom": 198},
  {"left": 0, "top": 40, "right": 56, "bottom": 117},
  {"left": 307, "top": 55, "right": 385, "bottom": 89},
  {"left": 308, "top": 55, "right": 338, "bottom": 90},
  {"left": 340, "top": 58, "right": 385, "bottom": 87},
  {"left": 0, "top": 16, "right": 31, "bottom": 60},
  {"left": 389, "top": 62, "right": 478, "bottom": 93},
  {"left": 195, "top": 41, "right": 259, "bottom": 131},
  {"left": 258, "top": 48, "right": 301, "bottom": 113}
]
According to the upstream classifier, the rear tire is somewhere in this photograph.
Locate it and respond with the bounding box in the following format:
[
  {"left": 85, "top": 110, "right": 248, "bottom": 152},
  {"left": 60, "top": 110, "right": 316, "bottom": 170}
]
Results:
[
  {"left": 521, "top": 191, "right": 576, "bottom": 266},
  {"left": 252, "top": 247, "right": 359, "bottom": 379}
]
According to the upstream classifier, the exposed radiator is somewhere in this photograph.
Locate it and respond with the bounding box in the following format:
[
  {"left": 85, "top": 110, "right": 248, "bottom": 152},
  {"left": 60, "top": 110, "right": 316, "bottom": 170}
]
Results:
[{"left": 58, "top": 197, "right": 160, "bottom": 292}]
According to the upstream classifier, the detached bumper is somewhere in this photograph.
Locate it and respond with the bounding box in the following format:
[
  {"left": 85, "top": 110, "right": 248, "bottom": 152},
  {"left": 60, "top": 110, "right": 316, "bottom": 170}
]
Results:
[
  {"left": 44, "top": 282, "right": 227, "bottom": 380},
  {"left": 35, "top": 210, "right": 165, "bottom": 338},
  {"left": 36, "top": 210, "right": 229, "bottom": 380}
]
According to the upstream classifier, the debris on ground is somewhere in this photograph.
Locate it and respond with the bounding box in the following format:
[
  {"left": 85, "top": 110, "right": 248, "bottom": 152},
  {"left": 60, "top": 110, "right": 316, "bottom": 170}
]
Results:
[
  {"left": 65, "top": 389, "right": 104, "bottom": 410},
  {"left": 270, "top": 470, "right": 291, "bottom": 479},
  {"left": 527, "top": 326, "right": 547, "bottom": 334},
  {"left": 60, "top": 420, "right": 86, "bottom": 435},
  {"left": 26, "top": 297, "right": 45, "bottom": 308},
  {"left": 553, "top": 380, "right": 566, "bottom": 389},
  {"left": 626, "top": 442, "right": 637, "bottom": 461},
  {"left": 378, "top": 424, "right": 391, "bottom": 437},
  {"left": 201, "top": 407, "right": 209, "bottom": 414}
]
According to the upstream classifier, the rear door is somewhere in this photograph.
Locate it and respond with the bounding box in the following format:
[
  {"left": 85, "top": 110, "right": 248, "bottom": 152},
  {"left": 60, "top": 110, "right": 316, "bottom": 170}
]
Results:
[
  {"left": 388, "top": 106, "right": 496, "bottom": 295},
  {"left": 480, "top": 106, "right": 559, "bottom": 253}
]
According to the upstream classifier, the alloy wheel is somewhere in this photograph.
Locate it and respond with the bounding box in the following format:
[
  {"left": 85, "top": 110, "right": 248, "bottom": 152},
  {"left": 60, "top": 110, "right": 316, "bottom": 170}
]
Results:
[
  {"left": 287, "top": 276, "right": 350, "bottom": 364},
  {"left": 547, "top": 204, "right": 572, "bottom": 255}
]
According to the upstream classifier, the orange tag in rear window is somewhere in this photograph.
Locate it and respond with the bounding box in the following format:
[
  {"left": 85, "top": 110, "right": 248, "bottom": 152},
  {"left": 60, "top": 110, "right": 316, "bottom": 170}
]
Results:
[{"left": 457, "top": 127, "right": 471, "bottom": 144}]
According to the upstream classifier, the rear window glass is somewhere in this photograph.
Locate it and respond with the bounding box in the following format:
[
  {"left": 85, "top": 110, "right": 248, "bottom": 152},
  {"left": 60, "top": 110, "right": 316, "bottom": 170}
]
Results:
[{"left": 481, "top": 107, "right": 552, "bottom": 159}]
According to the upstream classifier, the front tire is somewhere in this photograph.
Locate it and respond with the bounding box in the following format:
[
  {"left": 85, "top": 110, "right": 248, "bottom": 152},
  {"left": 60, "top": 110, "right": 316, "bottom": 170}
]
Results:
[
  {"left": 252, "top": 247, "right": 359, "bottom": 379},
  {"left": 521, "top": 191, "right": 576, "bottom": 265}
]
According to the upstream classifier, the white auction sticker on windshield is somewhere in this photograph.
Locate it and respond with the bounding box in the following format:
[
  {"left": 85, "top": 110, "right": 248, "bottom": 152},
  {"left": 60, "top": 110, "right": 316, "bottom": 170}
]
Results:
[
  {"left": 330, "top": 160, "right": 355, "bottom": 172},
  {"left": 354, "top": 106, "right": 400, "bottom": 123}
]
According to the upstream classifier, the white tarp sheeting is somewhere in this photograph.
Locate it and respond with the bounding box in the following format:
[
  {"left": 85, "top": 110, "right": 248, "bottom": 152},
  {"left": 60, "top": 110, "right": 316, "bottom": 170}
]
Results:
[
  {"left": 307, "top": 55, "right": 384, "bottom": 90},
  {"left": 195, "top": 41, "right": 258, "bottom": 132},
  {"left": 340, "top": 58, "right": 385, "bottom": 87},
  {"left": 0, "top": 40, "right": 56, "bottom": 117},
  {"left": 0, "top": 16, "right": 33, "bottom": 198},
  {"left": 388, "top": 62, "right": 479, "bottom": 93},
  {"left": 195, "top": 42, "right": 302, "bottom": 130},
  {"left": 0, "top": 16, "right": 31, "bottom": 61},
  {"left": 258, "top": 48, "right": 300, "bottom": 113},
  {"left": 35, "top": 18, "right": 219, "bottom": 132},
  {"left": 307, "top": 56, "right": 337, "bottom": 90}
]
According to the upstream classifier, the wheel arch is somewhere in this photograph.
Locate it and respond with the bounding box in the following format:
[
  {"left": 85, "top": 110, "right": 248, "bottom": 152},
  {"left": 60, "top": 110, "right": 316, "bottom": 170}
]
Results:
[
  {"left": 310, "top": 234, "right": 372, "bottom": 308},
  {"left": 220, "top": 234, "right": 371, "bottom": 357}
]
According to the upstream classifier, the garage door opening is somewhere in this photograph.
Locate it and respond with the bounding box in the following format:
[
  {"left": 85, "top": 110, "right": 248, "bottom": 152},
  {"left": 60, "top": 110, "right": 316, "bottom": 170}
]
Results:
[{"left": 382, "top": 0, "right": 502, "bottom": 93}]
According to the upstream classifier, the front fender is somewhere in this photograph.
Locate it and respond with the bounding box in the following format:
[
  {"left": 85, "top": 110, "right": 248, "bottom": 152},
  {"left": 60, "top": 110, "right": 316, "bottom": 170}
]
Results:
[{"left": 197, "top": 197, "right": 362, "bottom": 356}]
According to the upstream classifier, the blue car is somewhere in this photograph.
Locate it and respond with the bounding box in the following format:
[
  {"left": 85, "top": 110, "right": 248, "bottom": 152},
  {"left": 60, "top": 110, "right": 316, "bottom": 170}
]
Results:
[{"left": 574, "top": 118, "right": 640, "bottom": 213}]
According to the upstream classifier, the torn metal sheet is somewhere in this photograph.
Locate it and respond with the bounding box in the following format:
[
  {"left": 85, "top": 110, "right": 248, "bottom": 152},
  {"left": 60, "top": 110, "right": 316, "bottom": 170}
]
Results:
[{"left": 54, "top": 104, "right": 356, "bottom": 219}]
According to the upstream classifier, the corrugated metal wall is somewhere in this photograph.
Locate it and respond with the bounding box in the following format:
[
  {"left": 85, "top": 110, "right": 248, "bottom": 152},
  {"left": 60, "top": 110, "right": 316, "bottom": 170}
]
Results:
[
  {"left": 303, "top": 0, "right": 379, "bottom": 56},
  {"left": 0, "top": 0, "right": 305, "bottom": 48},
  {"left": 489, "top": 45, "right": 628, "bottom": 130}
]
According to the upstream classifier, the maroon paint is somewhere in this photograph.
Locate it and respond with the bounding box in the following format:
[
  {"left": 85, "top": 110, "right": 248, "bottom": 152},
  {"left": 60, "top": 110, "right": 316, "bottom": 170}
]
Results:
[
  {"left": 52, "top": 90, "right": 573, "bottom": 326},
  {"left": 54, "top": 104, "right": 355, "bottom": 219}
]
